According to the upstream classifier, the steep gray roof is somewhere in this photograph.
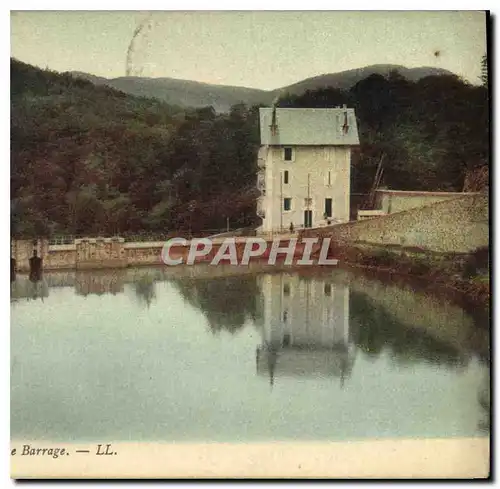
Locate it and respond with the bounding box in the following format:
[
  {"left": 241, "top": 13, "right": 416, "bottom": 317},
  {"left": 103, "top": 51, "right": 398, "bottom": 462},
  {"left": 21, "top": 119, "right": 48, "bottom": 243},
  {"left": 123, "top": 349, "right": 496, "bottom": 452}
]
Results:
[{"left": 259, "top": 107, "right": 360, "bottom": 146}]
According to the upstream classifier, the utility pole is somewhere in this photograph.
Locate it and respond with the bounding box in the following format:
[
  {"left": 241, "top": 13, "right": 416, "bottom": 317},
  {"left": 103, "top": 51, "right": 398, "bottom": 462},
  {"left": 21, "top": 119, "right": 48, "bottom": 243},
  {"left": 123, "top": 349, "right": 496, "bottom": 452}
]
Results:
[
  {"left": 280, "top": 171, "right": 283, "bottom": 233},
  {"left": 307, "top": 173, "right": 311, "bottom": 228}
]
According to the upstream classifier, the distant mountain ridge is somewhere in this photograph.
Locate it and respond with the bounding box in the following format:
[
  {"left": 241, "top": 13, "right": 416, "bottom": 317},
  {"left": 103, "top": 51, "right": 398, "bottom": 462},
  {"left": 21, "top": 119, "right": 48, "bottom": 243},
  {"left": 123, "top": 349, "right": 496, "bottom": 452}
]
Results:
[
  {"left": 273, "top": 64, "right": 456, "bottom": 96},
  {"left": 69, "top": 72, "right": 270, "bottom": 113},
  {"left": 69, "top": 63, "right": 455, "bottom": 112}
]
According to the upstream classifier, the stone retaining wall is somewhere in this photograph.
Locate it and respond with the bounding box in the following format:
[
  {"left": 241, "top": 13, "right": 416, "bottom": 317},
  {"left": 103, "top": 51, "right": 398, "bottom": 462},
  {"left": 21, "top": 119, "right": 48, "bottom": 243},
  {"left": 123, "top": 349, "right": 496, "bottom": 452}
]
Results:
[
  {"left": 75, "top": 238, "right": 128, "bottom": 269},
  {"left": 12, "top": 237, "right": 317, "bottom": 271},
  {"left": 301, "top": 194, "right": 489, "bottom": 254}
]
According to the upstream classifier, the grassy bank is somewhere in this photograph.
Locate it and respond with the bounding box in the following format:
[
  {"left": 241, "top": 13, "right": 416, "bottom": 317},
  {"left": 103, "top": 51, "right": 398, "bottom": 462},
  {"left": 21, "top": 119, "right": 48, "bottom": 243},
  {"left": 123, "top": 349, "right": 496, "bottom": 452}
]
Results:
[{"left": 333, "top": 244, "right": 490, "bottom": 309}]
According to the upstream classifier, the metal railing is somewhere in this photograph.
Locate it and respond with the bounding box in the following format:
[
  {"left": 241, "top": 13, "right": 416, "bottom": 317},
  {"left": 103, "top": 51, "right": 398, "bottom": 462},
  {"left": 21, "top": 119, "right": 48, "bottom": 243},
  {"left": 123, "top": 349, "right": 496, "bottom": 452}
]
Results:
[
  {"left": 48, "top": 235, "right": 82, "bottom": 245},
  {"left": 28, "top": 228, "right": 254, "bottom": 246}
]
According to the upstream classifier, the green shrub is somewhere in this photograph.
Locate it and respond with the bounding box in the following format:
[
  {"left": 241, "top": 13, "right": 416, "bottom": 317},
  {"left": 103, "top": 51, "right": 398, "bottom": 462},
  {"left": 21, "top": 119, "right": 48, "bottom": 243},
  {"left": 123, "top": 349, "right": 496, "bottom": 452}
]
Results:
[
  {"left": 462, "top": 254, "right": 478, "bottom": 279},
  {"left": 473, "top": 246, "right": 489, "bottom": 271},
  {"left": 372, "top": 249, "right": 396, "bottom": 267},
  {"left": 410, "top": 259, "right": 431, "bottom": 275}
]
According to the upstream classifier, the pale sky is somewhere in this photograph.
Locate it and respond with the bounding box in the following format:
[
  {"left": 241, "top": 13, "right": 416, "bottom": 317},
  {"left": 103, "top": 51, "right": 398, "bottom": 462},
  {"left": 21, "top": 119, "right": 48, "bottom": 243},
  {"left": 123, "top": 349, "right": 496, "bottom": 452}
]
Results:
[{"left": 10, "top": 10, "right": 487, "bottom": 90}]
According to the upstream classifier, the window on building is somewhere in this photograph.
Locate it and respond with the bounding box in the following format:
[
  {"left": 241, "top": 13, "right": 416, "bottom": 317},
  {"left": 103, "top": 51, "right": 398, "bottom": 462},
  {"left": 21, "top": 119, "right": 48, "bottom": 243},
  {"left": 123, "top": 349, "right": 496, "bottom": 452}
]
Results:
[
  {"left": 324, "top": 198, "right": 332, "bottom": 218},
  {"left": 284, "top": 170, "right": 289, "bottom": 184},
  {"left": 324, "top": 283, "right": 332, "bottom": 296},
  {"left": 327, "top": 171, "right": 332, "bottom": 186},
  {"left": 284, "top": 198, "right": 292, "bottom": 211},
  {"left": 284, "top": 147, "right": 293, "bottom": 161},
  {"left": 283, "top": 283, "right": 290, "bottom": 296}
]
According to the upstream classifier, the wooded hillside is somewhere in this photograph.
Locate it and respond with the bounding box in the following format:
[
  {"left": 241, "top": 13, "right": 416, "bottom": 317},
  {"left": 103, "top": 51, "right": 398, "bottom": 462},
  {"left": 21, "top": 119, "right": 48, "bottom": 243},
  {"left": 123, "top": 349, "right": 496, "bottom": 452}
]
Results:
[{"left": 11, "top": 59, "right": 489, "bottom": 238}]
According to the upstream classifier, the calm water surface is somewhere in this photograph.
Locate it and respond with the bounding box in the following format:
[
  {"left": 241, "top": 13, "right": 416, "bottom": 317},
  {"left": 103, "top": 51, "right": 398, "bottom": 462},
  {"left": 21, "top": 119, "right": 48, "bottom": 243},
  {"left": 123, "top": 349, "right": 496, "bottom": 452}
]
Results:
[{"left": 11, "top": 265, "right": 490, "bottom": 442}]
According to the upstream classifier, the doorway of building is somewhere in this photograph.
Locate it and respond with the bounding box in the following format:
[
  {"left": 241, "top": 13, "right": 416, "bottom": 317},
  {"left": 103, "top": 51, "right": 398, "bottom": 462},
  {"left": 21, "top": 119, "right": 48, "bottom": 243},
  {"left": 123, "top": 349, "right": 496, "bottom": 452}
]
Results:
[{"left": 303, "top": 210, "right": 313, "bottom": 228}]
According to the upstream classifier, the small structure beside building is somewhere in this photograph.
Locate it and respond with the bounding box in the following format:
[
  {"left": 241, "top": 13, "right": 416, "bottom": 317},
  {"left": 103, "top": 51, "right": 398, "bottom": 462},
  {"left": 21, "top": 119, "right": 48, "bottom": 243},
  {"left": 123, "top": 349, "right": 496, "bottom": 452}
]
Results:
[{"left": 256, "top": 106, "right": 360, "bottom": 233}]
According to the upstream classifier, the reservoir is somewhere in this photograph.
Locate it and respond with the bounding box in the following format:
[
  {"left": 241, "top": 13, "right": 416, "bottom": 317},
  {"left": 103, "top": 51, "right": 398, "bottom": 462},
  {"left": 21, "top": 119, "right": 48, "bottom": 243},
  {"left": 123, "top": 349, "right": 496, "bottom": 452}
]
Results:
[{"left": 11, "top": 265, "right": 490, "bottom": 443}]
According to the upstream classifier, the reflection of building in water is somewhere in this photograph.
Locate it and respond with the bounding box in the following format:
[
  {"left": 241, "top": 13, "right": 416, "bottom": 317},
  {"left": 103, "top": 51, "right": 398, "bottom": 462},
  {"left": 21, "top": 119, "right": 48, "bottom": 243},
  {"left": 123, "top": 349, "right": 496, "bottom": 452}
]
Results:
[
  {"left": 75, "top": 271, "right": 125, "bottom": 296},
  {"left": 43, "top": 271, "right": 76, "bottom": 289},
  {"left": 133, "top": 275, "right": 157, "bottom": 308},
  {"left": 11, "top": 275, "right": 49, "bottom": 301},
  {"left": 256, "top": 274, "right": 355, "bottom": 385}
]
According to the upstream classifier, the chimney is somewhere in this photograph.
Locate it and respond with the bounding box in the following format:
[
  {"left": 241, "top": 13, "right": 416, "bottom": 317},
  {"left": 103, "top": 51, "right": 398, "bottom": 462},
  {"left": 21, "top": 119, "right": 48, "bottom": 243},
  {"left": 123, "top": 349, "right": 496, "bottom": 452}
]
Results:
[
  {"left": 342, "top": 108, "right": 349, "bottom": 134},
  {"left": 270, "top": 106, "right": 278, "bottom": 136}
]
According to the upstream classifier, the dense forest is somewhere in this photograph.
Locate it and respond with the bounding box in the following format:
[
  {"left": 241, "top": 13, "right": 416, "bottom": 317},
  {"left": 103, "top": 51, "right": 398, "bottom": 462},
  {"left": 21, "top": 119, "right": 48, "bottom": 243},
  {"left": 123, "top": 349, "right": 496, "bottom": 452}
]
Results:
[
  {"left": 11, "top": 58, "right": 489, "bottom": 238},
  {"left": 11, "top": 59, "right": 261, "bottom": 238},
  {"left": 278, "top": 70, "right": 489, "bottom": 194}
]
